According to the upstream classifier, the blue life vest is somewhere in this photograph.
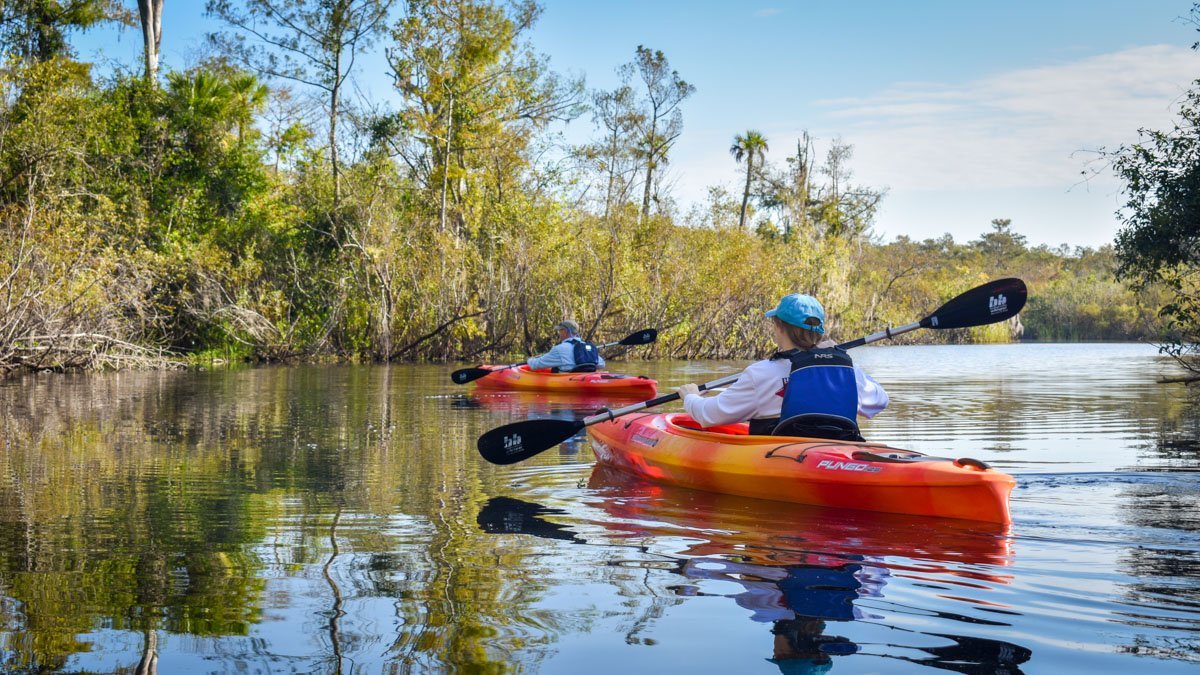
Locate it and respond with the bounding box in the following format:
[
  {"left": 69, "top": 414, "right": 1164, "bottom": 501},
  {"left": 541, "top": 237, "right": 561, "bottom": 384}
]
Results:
[
  {"left": 775, "top": 347, "right": 859, "bottom": 421},
  {"left": 568, "top": 337, "right": 600, "bottom": 369}
]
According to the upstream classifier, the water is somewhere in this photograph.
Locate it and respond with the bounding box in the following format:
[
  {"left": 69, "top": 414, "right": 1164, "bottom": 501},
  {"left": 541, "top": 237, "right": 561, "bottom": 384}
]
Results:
[{"left": 0, "top": 343, "right": 1197, "bottom": 673}]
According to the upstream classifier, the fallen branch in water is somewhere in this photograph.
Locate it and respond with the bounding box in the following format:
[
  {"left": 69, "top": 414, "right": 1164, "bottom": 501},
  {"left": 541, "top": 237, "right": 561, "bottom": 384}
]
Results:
[
  {"left": 1158, "top": 374, "right": 1200, "bottom": 385},
  {"left": 6, "top": 333, "right": 187, "bottom": 371}
]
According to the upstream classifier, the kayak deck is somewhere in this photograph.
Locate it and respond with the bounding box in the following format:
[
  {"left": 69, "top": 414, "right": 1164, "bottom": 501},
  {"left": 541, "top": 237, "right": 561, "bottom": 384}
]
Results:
[
  {"left": 586, "top": 413, "right": 1015, "bottom": 524},
  {"left": 473, "top": 365, "right": 658, "bottom": 395}
]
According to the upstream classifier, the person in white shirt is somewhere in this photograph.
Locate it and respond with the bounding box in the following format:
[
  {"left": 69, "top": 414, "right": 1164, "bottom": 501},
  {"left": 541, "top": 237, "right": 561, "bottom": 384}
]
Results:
[
  {"left": 676, "top": 294, "right": 888, "bottom": 436},
  {"left": 526, "top": 320, "right": 606, "bottom": 372}
]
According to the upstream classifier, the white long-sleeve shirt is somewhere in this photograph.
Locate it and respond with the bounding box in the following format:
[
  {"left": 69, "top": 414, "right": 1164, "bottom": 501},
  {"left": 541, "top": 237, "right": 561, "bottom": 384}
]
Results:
[
  {"left": 682, "top": 357, "right": 888, "bottom": 428},
  {"left": 526, "top": 339, "right": 606, "bottom": 371}
]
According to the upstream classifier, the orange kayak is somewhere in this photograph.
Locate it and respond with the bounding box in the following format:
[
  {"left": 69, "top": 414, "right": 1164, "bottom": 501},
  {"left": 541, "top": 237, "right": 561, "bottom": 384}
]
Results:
[
  {"left": 472, "top": 365, "right": 658, "bottom": 396},
  {"left": 587, "top": 413, "right": 1015, "bottom": 524}
]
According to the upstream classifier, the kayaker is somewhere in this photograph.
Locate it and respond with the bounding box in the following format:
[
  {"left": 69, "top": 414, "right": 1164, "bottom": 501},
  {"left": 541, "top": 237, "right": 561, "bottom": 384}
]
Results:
[
  {"left": 676, "top": 294, "right": 888, "bottom": 435},
  {"left": 527, "top": 320, "right": 605, "bottom": 373}
]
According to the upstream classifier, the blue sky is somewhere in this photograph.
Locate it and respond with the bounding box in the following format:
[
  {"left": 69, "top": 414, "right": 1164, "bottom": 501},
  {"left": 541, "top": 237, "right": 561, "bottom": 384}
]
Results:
[{"left": 75, "top": 1, "right": 1200, "bottom": 247}]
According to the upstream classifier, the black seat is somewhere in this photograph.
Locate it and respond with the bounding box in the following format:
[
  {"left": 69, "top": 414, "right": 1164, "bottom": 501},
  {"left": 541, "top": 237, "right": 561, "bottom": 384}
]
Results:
[
  {"left": 772, "top": 413, "right": 865, "bottom": 442},
  {"left": 568, "top": 364, "right": 598, "bottom": 373}
]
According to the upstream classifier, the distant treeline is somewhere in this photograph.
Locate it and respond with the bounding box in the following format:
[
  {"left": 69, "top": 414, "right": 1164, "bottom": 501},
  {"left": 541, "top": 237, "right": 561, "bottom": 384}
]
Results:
[{"left": 0, "top": 0, "right": 1167, "bottom": 374}]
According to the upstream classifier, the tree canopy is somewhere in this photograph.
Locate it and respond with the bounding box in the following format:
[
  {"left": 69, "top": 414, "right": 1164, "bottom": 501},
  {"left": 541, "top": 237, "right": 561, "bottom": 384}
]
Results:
[
  {"left": 1111, "top": 84, "right": 1200, "bottom": 376},
  {"left": 0, "top": 0, "right": 1168, "bottom": 376}
]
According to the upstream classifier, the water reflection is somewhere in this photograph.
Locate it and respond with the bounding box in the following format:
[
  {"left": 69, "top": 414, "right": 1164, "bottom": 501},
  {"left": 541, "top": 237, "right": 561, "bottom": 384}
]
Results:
[
  {"left": 477, "top": 496, "right": 585, "bottom": 544},
  {"left": 454, "top": 389, "right": 643, "bottom": 417},
  {"left": 1145, "top": 402, "right": 1200, "bottom": 470},
  {"left": 852, "top": 344, "right": 1195, "bottom": 473},
  {"left": 0, "top": 366, "right": 488, "bottom": 671},
  {"left": 0, "top": 372, "right": 271, "bottom": 671},
  {"left": 676, "top": 556, "right": 877, "bottom": 672},
  {"left": 0, "top": 347, "right": 1197, "bottom": 672},
  {"left": 478, "top": 466, "right": 1030, "bottom": 673}
]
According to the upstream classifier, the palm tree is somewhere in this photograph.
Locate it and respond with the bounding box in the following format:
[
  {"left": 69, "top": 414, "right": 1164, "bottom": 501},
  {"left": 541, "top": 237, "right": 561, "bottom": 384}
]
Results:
[
  {"left": 227, "top": 73, "right": 269, "bottom": 144},
  {"left": 730, "top": 130, "right": 769, "bottom": 229},
  {"left": 166, "top": 71, "right": 235, "bottom": 154}
]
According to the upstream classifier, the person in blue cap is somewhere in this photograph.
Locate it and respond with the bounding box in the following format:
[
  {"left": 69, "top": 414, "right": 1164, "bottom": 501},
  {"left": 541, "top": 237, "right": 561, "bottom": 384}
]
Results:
[
  {"left": 676, "top": 293, "right": 888, "bottom": 436},
  {"left": 526, "top": 320, "right": 605, "bottom": 373}
]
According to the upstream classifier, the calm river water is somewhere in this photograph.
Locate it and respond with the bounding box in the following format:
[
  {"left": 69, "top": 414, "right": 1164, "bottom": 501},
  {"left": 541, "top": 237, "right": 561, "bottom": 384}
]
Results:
[{"left": 0, "top": 343, "right": 1197, "bottom": 673}]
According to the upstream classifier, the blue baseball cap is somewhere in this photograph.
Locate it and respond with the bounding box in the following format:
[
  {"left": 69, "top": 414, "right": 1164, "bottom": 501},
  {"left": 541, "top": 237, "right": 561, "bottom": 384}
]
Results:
[{"left": 765, "top": 294, "right": 826, "bottom": 333}]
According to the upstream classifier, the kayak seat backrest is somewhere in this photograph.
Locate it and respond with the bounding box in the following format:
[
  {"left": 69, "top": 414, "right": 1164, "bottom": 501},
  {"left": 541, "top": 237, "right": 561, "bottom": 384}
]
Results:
[
  {"left": 549, "top": 364, "right": 597, "bottom": 373},
  {"left": 772, "top": 413, "right": 865, "bottom": 442}
]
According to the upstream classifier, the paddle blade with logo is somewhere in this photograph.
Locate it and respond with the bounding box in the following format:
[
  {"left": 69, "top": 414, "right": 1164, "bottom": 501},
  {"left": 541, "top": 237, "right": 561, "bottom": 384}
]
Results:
[
  {"left": 621, "top": 328, "right": 658, "bottom": 346},
  {"left": 477, "top": 418, "right": 585, "bottom": 465},
  {"left": 451, "top": 366, "right": 493, "bottom": 384},
  {"left": 837, "top": 277, "right": 1028, "bottom": 350},
  {"left": 922, "top": 277, "right": 1027, "bottom": 329}
]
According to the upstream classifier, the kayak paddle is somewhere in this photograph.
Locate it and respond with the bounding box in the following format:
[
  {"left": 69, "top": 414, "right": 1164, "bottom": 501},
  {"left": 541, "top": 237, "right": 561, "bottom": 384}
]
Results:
[
  {"left": 478, "top": 278, "right": 1027, "bottom": 465},
  {"left": 451, "top": 328, "right": 659, "bottom": 384}
]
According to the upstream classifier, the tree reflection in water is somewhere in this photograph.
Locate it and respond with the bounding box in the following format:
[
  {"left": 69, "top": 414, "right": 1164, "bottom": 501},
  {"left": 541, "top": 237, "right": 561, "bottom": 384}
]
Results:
[{"left": 1114, "top": 393, "right": 1200, "bottom": 663}]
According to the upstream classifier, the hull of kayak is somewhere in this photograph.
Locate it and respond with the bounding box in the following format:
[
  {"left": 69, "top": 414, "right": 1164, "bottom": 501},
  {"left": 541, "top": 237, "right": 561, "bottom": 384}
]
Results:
[
  {"left": 473, "top": 365, "right": 658, "bottom": 396},
  {"left": 586, "top": 465, "right": 1013, "bottom": 567},
  {"left": 587, "top": 413, "right": 1015, "bottom": 524}
]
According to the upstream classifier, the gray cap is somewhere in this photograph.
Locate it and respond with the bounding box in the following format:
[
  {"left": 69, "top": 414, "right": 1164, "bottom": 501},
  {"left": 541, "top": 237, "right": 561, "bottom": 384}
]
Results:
[{"left": 554, "top": 320, "right": 580, "bottom": 335}]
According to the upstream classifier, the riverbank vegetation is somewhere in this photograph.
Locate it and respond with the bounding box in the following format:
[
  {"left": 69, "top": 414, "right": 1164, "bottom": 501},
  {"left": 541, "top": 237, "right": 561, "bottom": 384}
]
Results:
[
  {"left": 0, "top": 0, "right": 1173, "bottom": 375},
  {"left": 1101, "top": 4, "right": 1200, "bottom": 383}
]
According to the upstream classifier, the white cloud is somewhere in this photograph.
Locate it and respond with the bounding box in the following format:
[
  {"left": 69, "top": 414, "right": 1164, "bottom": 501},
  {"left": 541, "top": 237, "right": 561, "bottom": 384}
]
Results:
[
  {"left": 753, "top": 8, "right": 783, "bottom": 18},
  {"left": 650, "top": 44, "right": 1200, "bottom": 245},
  {"left": 818, "top": 45, "right": 1200, "bottom": 193}
]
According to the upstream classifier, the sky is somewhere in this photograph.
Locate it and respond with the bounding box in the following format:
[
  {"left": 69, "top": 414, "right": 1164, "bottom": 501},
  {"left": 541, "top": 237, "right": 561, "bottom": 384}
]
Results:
[{"left": 74, "top": 1, "right": 1200, "bottom": 248}]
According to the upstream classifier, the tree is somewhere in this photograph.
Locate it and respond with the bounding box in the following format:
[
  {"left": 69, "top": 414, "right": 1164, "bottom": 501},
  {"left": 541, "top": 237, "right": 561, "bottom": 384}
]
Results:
[
  {"left": 137, "top": 0, "right": 162, "bottom": 83},
  {"left": 759, "top": 131, "right": 815, "bottom": 240},
  {"left": 624, "top": 45, "right": 694, "bottom": 220},
  {"left": 0, "top": 0, "right": 129, "bottom": 62},
  {"left": 730, "top": 130, "right": 768, "bottom": 229},
  {"left": 587, "top": 83, "right": 642, "bottom": 219},
  {"left": 1100, "top": 1, "right": 1200, "bottom": 381},
  {"left": 383, "top": 0, "right": 583, "bottom": 235},
  {"left": 815, "top": 138, "right": 882, "bottom": 240},
  {"left": 1111, "top": 95, "right": 1200, "bottom": 282},
  {"left": 1110, "top": 85, "right": 1200, "bottom": 379},
  {"left": 971, "top": 218, "right": 1028, "bottom": 269},
  {"left": 206, "top": 0, "right": 394, "bottom": 234},
  {"left": 758, "top": 135, "right": 881, "bottom": 241}
]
